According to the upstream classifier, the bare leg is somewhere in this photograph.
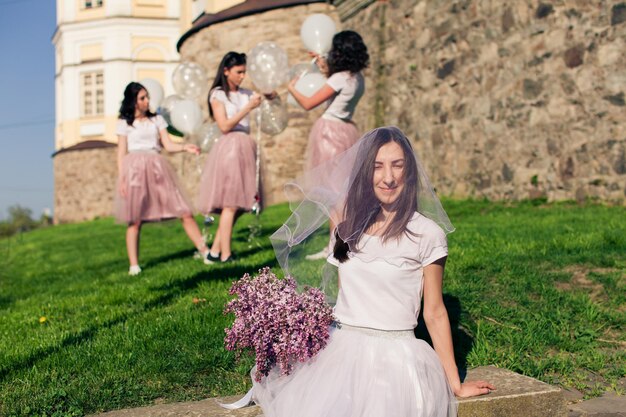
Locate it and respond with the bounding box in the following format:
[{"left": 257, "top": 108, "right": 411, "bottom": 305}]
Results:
[
  {"left": 181, "top": 215, "right": 208, "bottom": 255},
  {"left": 126, "top": 222, "right": 142, "bottom": 266},
  {"left": 212, "top": 207, "right": 237, "bottom": 261},
  {"left": 210, "top": 223, "right": 222, "bottom": 256}
]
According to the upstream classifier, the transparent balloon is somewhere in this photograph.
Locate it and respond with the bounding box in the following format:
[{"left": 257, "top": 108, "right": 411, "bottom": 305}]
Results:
[
  {"left": 247, "top": 42, "right": 289, "bottom": 94},
  {"left": 159, "top": 94, "right": 182, "bottom": 126},
  {"left": 258, "top": 97, "right": 288, "bottom": 136},
  {"left": 191, "top": 122, "right": 222, "bottom": 153},
  {"left": 139, "top": 78, "right": 164, "bottom": 112},
  {"left": 288, "top": 72, "right": 327, "bottom": 108},
  {"left": 289, "top": 62, "right": 320, "bottom": 81},
  {"left": 170, "top": 99, "right": 203, "bottom": 135},
  {"left": 172, "top": 62, "right": 209, "bottom": 100},
  {"left": 300, "top": 14, "right": 337, "bottom": 55}
]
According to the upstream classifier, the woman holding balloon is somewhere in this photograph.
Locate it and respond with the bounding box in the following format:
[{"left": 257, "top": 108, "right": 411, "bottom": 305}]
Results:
[
  {"left": 288, "top": 29, "right": 370, "bottom": 260},
  {"left": 198, "top": 52, "right": 263, "bottom": 263},
  {"left": 115, "top": 81, "right": 209, "bottom": 275}
]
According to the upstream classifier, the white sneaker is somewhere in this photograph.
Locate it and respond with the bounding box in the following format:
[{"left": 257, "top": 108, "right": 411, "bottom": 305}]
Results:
[
  {"left": 305, "top": 246, "right": 331, "bottom": 261},
  {"left": 128, "top": 265, "right": 142, "bottom": 276}
]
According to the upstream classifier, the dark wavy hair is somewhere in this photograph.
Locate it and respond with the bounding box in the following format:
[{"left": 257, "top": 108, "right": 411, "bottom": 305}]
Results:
[
  {"left": 208, "top": 51, "right": 247, "bottom": 119},
  {"left": 118, "top": 82, "right": 155, "bottom": 126},
  {"left": 327, "top": 30, "right": 369, "bottom": 76},
  {"left": 333, "top": 127, "right": 419, "bottom": 262}
]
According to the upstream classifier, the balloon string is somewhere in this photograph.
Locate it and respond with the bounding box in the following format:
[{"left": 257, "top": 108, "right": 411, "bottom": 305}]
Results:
[{"left": 255, "top": 109, "right": 261, "bottom": 213}]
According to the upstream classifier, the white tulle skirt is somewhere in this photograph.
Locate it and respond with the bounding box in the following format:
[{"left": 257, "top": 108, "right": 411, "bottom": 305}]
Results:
[{"left": 252, "top": 324, "right": 458, "bottom": 417}]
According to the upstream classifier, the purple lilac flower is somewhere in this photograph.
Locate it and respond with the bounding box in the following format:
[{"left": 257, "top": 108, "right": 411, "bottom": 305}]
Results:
[{"left": 224, "top": 267, "right": 334, "bottom": 382}]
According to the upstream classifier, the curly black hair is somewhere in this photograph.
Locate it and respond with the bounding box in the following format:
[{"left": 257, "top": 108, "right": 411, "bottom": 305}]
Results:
[
  {"left": 118, "top": 82, "right": 155, "bottom": 126},
  {"left": 327, "top": 30, "right": 369, "bottom": 76}
]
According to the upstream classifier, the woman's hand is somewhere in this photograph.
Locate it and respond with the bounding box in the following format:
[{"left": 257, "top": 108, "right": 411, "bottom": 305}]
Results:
[
  {"left": 308, "top": 51, "right": 328, "bottom": 75},
  {"left": 455, "top": 380, "right": 496, "bottom": 398},
  {"left": 287, "top": 77, "right": 298, "bottom": 92},
  {"left": 247, "top": 93, "right": 262, "bottom": 111},
  {"left": 119, "top": 179, "right": 127, "bottom": 198},
  {"left": 183, "top": 143, "right": 200, "bottom": 155}
]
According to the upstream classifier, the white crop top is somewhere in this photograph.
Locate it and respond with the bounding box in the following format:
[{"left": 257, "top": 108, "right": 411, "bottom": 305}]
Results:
[
  {"left": 328, "top": 213, "right": 448, "bottom": 331},
  {"left": 323, "top": 71, "right": 365, "bottom": 122},
  {"left": 209, "top": 87, "right": 253, "bottom": 133},
  {"left": 116, "top": 115, "right": 167, "bottom": 152}
]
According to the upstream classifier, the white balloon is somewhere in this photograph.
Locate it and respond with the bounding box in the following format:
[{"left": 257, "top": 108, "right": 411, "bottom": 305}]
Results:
[
  {"left": 172, "top": 62, "right": 208, "bottom": 100},
  {"left": 259, "top": 97, "right": 288, "bottom": 135},
  {"left": 300, "top": 14, "right": 337, "bottom": 55},
  {"left": 158, "top": 94, "right": 182, "bottom": 126},
  {"left": 190, "top": 122, "right": 221, "bottom": 153},
  {"left": 247, "top": 42, "right": 289, "bottom": 94},
  {"left": 288, "top": 72, "right": 327, "bottom": 108},
  {"left": 170, "top": 99, "right": 203, "bottom": 135},
  {"left": 139, "top": 78, "right": 164, "bottom": 112}
]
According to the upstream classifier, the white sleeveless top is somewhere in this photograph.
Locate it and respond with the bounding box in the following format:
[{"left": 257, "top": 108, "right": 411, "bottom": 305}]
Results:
[{"left": 328, "top": 213, "right": 448, "bottom": 331}]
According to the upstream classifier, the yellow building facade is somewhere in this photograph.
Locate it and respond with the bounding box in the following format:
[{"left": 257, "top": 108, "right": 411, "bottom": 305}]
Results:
[{"left": 52, "top": 0, "right": 244, "bottom": 151}]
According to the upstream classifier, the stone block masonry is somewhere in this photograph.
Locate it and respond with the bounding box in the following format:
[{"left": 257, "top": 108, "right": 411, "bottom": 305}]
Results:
[{"left": 337, "top": 0, "right": 626, "bottom": 203}]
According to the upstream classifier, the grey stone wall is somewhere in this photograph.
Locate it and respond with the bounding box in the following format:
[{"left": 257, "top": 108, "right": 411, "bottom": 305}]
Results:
[{"left": 338, "top": 0, "right": 626, "bottom": 203}]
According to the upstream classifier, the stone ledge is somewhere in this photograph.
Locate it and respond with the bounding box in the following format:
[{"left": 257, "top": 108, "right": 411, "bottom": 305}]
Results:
[
  {"left": 459, "top": 366, "right": 567, "bottom": 417},
  {"left": 567, "top": 392, "right": 626, "bottom": 417},
  {"left": 91, "top": 366, "right": 567, "bottom": 417}
]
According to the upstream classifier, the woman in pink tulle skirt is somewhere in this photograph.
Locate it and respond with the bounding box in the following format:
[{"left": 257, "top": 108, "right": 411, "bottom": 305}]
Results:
[
  {"left": 287, "top": 30, "right": 369, "bottom": 260},
  {"left": 198, "top": 52, "right": 262, "bottom": 263},
  {"left": 115, "top": 82, "right": 210, "bottom": 275},
  {"left": 248, "top": 127, "right": 496, "bottom": 416}
]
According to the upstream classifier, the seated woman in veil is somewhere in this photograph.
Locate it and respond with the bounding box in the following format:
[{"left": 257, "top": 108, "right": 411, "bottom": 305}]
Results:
[{"left": 251, "top": 126, "right": 494, "bottom": 417}]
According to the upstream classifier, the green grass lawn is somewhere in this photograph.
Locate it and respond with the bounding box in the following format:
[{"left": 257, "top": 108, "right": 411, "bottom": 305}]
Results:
[{"left": 0, "top": 200, "right": 624, "bottom": 416}]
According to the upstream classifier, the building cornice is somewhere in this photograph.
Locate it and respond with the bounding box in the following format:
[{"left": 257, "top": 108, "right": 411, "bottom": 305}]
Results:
[
  {"left": 52, "top": 140, "right": 117, "bottom": 157},
  {"left": 55, "top": 57, "right": 180, "bottom": 77},
  {"left": 53, "top": 15, "right": 180, "bottom": 45},
  {"left": 177, "top": 0, "right": 329, "bottom": 51}
]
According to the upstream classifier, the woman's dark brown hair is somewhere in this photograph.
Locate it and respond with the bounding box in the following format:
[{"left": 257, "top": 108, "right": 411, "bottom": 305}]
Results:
[
  {"left": 208, "top": 51, "right": 247, "bottom": 119},
  {"left": 333, "top": 127, "right": 419, "bottom": 262}
]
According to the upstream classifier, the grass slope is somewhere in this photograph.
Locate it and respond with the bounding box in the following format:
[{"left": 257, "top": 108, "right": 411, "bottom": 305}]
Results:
[{"left": 0, "top": 200, "right": 624, "bottom": 416}]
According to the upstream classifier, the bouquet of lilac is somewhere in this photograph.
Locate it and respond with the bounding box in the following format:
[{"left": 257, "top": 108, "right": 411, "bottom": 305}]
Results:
[{"left": 224, "top": 267, "right": 334, "bottom": 382}]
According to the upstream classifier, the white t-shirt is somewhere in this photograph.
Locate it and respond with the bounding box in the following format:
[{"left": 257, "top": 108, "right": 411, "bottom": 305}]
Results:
[
  {"left": 209, "top": 87, "right": 253, "bottom": 133},
  {"left": 329, "top": 212, "right": 448, "bottom": 331},
  {"left": 323, "top": 71, "right": 365, "bottom": 122},
  {"left": 116, "top": 115, "right": 167, "bottom": 152}
]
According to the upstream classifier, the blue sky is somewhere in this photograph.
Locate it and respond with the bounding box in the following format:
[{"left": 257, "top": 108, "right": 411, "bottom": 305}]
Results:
[{"left": 0, "top": 0, "right": 56, "bottom": 220}]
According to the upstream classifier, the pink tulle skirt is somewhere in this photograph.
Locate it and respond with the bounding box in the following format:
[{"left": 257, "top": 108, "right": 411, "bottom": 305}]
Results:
[
  {"left": 197, "top": 131, "right": 257, "bottom": 214},
  {"left": 114, "top": 151, "right": 193, "bottom": 224},
  {"left": 252, "top": 324, "right": 458, "bottom": 417},
  {"left": 306, "top": 118, "right": 360, "bottom": 170}
]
